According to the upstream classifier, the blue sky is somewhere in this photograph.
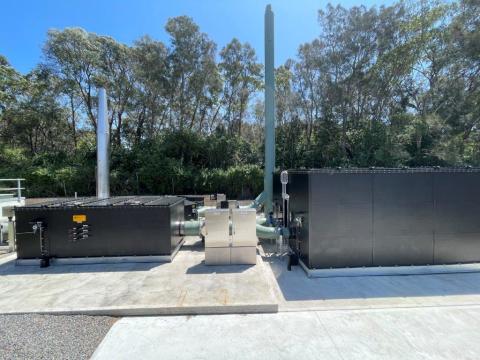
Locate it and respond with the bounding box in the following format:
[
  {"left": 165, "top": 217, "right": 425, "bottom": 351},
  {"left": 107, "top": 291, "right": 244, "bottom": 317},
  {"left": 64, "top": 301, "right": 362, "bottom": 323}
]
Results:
[{"left": 1, "top": 0, "right": 392, "bottom": 74}]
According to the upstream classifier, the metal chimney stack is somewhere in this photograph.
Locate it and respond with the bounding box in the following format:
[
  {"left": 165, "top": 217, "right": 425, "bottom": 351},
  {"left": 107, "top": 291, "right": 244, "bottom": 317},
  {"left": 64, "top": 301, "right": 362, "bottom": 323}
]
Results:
[
  {"left": 96, "top": 88, "right": 110, "bottom": 199},
  {"left": 264, "top": 4, "right": 275, "bottom": 213}
]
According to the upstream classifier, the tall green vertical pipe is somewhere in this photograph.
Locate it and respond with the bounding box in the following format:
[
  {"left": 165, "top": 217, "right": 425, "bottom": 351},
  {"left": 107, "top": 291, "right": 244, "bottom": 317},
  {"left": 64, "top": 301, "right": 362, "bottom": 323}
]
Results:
[{"left": 264, "top": 4, "right": 275, "bottom": 214}]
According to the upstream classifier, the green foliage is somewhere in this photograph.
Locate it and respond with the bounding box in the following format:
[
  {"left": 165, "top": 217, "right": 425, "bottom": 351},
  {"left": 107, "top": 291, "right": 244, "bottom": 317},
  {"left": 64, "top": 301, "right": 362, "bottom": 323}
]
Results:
[
  {"left": 199, "top": 165, "right": 263, "bottom": 199},
  {"left": 1, "top": 1, "right": 480, "bottom": 198}
]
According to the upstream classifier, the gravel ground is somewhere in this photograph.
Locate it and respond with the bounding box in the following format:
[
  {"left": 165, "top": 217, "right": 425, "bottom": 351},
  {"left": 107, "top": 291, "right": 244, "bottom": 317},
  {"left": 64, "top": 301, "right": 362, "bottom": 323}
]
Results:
[{"left": 0, "top": 315, "right": 117, "bottom": 360}]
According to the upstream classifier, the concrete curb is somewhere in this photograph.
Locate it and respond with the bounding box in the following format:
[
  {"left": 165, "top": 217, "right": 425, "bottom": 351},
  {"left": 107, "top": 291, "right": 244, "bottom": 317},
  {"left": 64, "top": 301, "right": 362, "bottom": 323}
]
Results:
[
  {"left": 0, "top": 252, "right": 16, "bottom": 265},
  {"left": 300, "top": 259, "right": 480, "bottom": 278},
  {"left": 0, "top": 304, "right": 279, "bottom": 317}
]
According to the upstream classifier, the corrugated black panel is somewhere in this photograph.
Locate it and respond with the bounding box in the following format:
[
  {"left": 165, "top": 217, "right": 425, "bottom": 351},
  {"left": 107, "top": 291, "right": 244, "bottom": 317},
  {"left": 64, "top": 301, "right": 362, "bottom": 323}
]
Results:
[
  {"left": 373, "top": 173, "right": 434, "bottom": 266},
  {"left": 309, "top": 173, "right": 373, "bottom": 268},
  {"left": 287, "top": 168, "right": 480, "bottom": 269},
  {"left": 433, "top": 172, "right": 480, "bottom": 264}
]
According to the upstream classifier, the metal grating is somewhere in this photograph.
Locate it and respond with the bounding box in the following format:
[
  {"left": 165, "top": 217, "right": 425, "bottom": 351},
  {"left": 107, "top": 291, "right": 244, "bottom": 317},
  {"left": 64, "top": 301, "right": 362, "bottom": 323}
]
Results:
[
  {"left": 19, "top": 196, "right": 184, "bottom": 209},
  {"left": 288, "top": 167, "right": 480, "bottom": 174}
]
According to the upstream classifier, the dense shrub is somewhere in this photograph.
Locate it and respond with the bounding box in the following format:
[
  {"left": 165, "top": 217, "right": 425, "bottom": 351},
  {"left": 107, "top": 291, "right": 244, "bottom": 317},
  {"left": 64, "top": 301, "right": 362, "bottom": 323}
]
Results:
[{"left": 0, "top": 130, "right": 263, "bottom": 199}]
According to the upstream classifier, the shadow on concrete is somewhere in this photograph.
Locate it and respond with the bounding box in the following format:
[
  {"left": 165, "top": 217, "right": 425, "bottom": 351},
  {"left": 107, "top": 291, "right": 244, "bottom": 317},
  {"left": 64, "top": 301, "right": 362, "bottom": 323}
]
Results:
[
  {"left": 261, "top": 245, "right": 480, "bottom": 301},
  {"left": 186, "top": 261, "right": 253, "bottom": 274},
  {"left": 0, "top": 258, "right": 164, "bottom": 275},
  {"left": 181, "top": 243, "right": 205, "bottom": 253}
]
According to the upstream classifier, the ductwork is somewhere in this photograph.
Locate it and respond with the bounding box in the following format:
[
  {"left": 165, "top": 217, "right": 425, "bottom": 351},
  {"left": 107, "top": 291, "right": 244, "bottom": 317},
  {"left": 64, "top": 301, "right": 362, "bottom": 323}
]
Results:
[{"left": 96, "top": 88, "right": 110, "bottom": 199}]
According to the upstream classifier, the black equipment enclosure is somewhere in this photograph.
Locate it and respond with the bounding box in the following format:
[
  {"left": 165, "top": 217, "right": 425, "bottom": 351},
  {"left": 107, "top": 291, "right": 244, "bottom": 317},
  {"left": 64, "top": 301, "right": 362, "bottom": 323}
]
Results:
[
  {"left": 287, "top": 168, "right": 480, "bottom": 269},
  {"left": 15, "top": 196, "right": 184, "bottom": 260}
]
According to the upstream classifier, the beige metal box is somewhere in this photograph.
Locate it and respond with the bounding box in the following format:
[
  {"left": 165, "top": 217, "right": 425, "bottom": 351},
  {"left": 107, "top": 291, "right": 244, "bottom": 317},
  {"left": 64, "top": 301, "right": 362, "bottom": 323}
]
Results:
[
  {"left": 231, "top": 246, "right": 257, "bottom": 265},
  {"left": 204, "top": 209, "right": 230, "bottom": 248},
  {"left": 204, "top": 208, "right": 257, "bottom": 266},
  {"left": 205, "top": 209, "right": 230, "bottom": 265},
  {"left": 205, "top": 247, "right": 231, "bottom": 265},
  {"left": 231, "top": 208, "right": 256, "bottom": 265},
  {"left": 231, "top": 208, "right": 257, "bottom": 247}
]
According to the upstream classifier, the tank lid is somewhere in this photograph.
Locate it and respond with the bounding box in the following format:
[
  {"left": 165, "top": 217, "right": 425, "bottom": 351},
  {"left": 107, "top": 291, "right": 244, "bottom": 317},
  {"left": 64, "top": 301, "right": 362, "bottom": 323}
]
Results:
[
  {"left": 19, "top": 196, "right": 184, "bottom": 209},
  {"left": 287, "top": 167, "right": 480, "bottom": 174}
]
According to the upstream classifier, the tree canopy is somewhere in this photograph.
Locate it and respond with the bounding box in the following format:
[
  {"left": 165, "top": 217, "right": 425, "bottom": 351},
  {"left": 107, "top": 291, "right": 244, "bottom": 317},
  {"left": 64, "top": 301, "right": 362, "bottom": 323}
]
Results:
[{"left": 0, "top": 0, "right": 479, "bottom": 197}]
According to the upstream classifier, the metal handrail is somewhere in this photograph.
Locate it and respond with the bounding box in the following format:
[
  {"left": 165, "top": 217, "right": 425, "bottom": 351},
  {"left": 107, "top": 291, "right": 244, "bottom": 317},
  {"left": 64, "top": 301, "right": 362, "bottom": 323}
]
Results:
[{"left": 0, "top": 179, "right": 25, "bottom": 202}]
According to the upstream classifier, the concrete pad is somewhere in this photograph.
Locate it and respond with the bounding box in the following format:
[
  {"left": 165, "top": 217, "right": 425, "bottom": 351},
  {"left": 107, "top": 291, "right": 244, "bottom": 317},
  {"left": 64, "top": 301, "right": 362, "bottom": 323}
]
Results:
[
  {"left": 92, "top": 311, "right": 342, "bottom": 360},
  {"left": 5, "top": 237, "right": 480, "bottom": 317},
  {"left": 0, "top": 238, "right": 277, "bottom": 316},
  {"left": 0, "top": 246, "right": 12, "bottom": 257},
  {"left": 92, "top": 305, "right": 480, "bottom": 360},
  {"left": 300, "top": 258, "right": 480, "bottom": 277},
  {"left": 0, "top": 252, "right": 15, "bottom": 264},
  {"left": 317, "top": 306, "right": 480, "bottom": 360},
  {"left": 260, "top": 244, "right": 480, "bottom": 311}
]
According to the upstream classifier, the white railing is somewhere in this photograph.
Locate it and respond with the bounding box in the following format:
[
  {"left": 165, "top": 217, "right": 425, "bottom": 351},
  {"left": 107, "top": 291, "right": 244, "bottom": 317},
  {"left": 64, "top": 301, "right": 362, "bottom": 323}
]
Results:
[{"left": 0, "top": 179, "right": 25, "bottom": 202}]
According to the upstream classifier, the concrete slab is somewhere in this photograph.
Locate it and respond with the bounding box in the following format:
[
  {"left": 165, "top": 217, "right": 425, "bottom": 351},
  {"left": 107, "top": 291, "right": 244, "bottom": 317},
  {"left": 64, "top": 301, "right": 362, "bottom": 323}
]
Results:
[
  {"left": 260, "top": 243, "right": 480, "bottom": 311},
  {"left": 92, "top": 305, "right": 480, "bottom": 360},
  {"left": 0, "top": 246, "right": 11, "bottom": 257},
  {"left": 0, "top": 252, "right": 15, "bottom": 263},
  {"left": 91, "top": 242, "right": 480, "bottom": 359},
  {"left": 4, "top": 237, "right": 480, "bottom": 317},
  {"left": 0, "top": 238, "right": 277, "bottom": 316}
]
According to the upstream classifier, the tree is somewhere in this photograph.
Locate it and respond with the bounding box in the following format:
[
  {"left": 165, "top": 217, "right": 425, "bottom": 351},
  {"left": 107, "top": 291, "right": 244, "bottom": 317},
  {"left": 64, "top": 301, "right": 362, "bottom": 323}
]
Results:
[
  {"left": 219, "top": 38, "right": 262, "bottom": 135},
  {"left": 165, "top": 16, "right": 221, "bottom": 130},
  {"left": 44, "top": 28, "right": 100, "bottom": 129},
  {"left": 2, "top": 0, "right": 480, "bottom": 199},
  {"left": 1, "top": 67, "right": 70, "bottom": 154},
  {"left": 96, "top": 36, "right": 135, "bottom": 146},
  {"left": 128, "top": 36, "right": 170, "bottom": 144}
]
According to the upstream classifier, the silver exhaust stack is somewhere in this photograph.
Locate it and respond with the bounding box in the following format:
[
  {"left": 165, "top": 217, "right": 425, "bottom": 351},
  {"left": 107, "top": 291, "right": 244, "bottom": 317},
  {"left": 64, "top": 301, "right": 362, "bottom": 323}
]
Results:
[
  {"left": 96, "top": 88, "right": 110, "bottom": 199},
  {"left": 264, "top": 4, "right": 275, "bottom": 213}
]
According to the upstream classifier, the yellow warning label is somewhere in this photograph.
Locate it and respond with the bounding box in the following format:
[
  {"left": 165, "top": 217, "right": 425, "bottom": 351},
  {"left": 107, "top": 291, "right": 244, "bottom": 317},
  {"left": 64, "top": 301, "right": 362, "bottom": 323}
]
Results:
[{"left": 72, "top": 214, "right": 87, "bottom": 223}]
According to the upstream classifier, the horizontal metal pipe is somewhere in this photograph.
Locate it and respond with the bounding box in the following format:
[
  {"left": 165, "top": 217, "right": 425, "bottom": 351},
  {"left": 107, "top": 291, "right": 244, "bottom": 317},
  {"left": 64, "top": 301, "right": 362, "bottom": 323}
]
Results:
[
  {"left": 198, "top": 192, "right": 265, "bottom": 216},
  {"left": 256, "top": 223, "right": 283, "bottom": 240},
  {"left": 196, "top": 206, "right": 216, "bottom": 217},
  {"left": 183, "top": 219, "right": 204, "bottom": 236},
  {"left": 256, "top": 216, "right": 267, "bottom": 225}
]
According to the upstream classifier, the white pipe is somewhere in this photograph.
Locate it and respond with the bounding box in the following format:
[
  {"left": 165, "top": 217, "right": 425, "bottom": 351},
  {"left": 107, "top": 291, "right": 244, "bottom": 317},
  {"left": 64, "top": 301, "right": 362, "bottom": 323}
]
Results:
[{"left": 97, "top": 88, "right": 110, "bottom": 199}]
